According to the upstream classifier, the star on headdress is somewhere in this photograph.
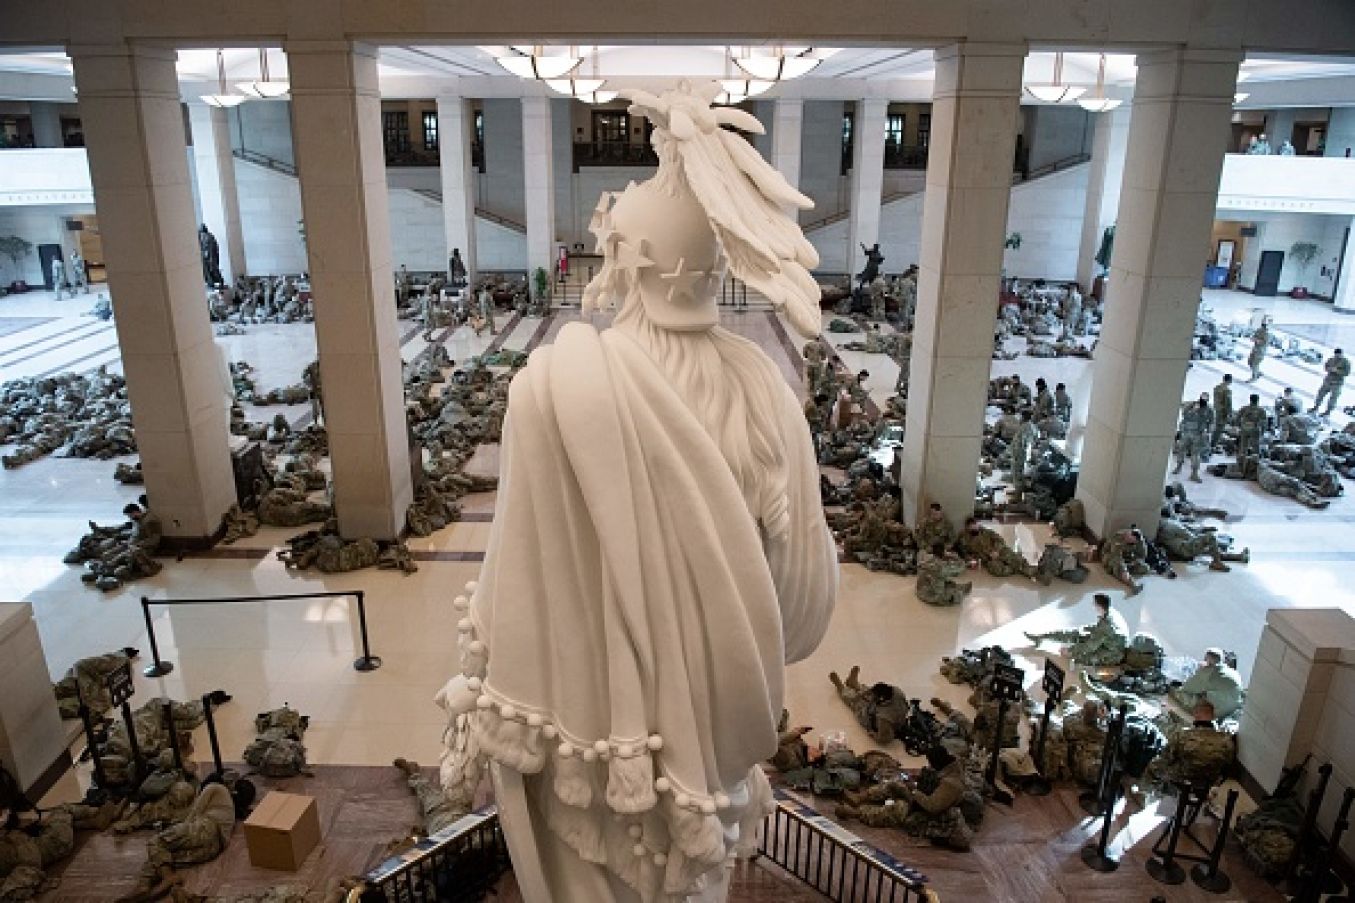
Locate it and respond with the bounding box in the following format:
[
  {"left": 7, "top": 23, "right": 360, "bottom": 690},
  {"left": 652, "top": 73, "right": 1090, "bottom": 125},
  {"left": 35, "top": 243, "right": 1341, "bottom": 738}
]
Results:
[
  {"left": 612, "top": 238, "right": 654, "bottom": 279},
  {"left": 588, "top": 212, "right": 617, "bottom": 255},
  {"left": 659, "top": 257, "right": 705, "bottom": 303}
]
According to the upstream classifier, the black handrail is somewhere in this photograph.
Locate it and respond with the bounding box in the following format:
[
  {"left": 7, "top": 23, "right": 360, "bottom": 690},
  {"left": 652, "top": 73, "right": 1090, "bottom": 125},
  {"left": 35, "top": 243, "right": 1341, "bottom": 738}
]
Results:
[
  {"left": 353, "top": 792, "right": 930, "bottom": 902},
  {"left": 232, "top": 147, "right": 297, "bottom": 177},
  {"left": 357, "top": 805, "right": 510, "bottom": 902},
  {"left": 760, "top": 790, "right": 929, "bottom": 901},
  {"left": 139, "top": 590, "right": 379, "bottom": 677}
]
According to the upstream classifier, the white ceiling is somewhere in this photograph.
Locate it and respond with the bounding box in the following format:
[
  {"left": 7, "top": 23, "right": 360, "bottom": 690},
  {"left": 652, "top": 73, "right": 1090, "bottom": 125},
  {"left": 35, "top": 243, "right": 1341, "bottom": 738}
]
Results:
[{"left": 1, "top": 45, "right": 1353, "bottom": 104}]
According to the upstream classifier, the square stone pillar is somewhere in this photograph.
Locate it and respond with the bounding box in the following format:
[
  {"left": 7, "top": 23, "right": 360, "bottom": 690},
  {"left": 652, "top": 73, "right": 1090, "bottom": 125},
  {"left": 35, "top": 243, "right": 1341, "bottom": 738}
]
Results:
[
  {"left": 437, "top": 95, "right": 478, "bottom": 283},
  {"left": 1075, "top": 48, "right": 1241, "bottom": 538},
  {"left": 1334, "top": 216, "right": 1355, "bottom": 313},
  {"left": 522, "top": 94, "right": 556, "bottom": 279},
  {"left": 898, "top": 43, "right": 1025, "bottom": 525},
  {"left": 189, "top": 103, "right": 248, "bottom": 283},
  {"left": 771, "top": 98, "right": 804, "bottom": 195},
  {"left": 29, "top": 102, "right": 63, "bottom": 148},
  {"left": 287, "top": 41, "right": 412, "bottom": 540},
  {"left": 847, "top": 98, "right": 888, "bottom": 275},
  {"left": 69, "top": 43, "right": 235, "bottom": 542},
  {"left": 1075, "top": 104, "right": 1131, "bottom": 290}
]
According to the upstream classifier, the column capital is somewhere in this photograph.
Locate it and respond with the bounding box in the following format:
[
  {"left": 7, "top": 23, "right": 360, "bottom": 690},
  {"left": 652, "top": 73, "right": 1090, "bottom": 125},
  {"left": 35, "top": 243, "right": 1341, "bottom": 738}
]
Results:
[
  {"left": 1131, "top": 46, "right": 1243, "bottom": 102},
  {"left": 932, "top": 42, "right": 1027, "bottom": 99}
]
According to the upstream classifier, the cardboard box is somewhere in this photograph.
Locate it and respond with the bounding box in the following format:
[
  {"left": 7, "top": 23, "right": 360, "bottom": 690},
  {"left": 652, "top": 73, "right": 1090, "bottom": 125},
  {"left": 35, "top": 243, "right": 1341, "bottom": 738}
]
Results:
[{"left": 243, "top": 791, "right": 321, "bottom": 871}]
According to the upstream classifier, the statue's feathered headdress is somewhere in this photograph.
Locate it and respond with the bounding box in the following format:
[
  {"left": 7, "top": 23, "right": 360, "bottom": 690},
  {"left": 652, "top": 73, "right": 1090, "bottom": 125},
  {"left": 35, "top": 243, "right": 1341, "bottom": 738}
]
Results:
[{"left": 583, "top": 81, "right": 822, "bottom": 337}]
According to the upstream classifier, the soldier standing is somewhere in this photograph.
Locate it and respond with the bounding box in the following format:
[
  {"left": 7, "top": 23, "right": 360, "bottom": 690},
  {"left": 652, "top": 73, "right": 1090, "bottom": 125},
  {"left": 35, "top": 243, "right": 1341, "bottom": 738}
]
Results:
[
  {"left": 69, "top": 251, "right": 89, "bottom": 293},
  {"left": 1247, "top": 319, "right": 1270, "bottom": 382},
  {"left": 1173, "top": 395, "right": 1214, "bottom": 482},
  {"left": 477, "top": 287, "right": 496, "bottom": 335},
  {"left": 1009, "top": 410, "right": 1038, "bottom": 491},
  {"left": 1211, "top": 373, "right": 1233, "bottom": 449},
  {"left": 1234, "top": 393, "right": 1266, "bottom": 470},
  {"left": 1309, "top": 348, "right": 1350, "bottom": 416},
  {"left": 1054, "top": 382, "right": 1072, "bottom": 424},
  {"left": 1033, "top": 378, "right": 1054, "bottom": 422},
  {"left": 50, "top": 255, "right": 67, "bottom": 300}
]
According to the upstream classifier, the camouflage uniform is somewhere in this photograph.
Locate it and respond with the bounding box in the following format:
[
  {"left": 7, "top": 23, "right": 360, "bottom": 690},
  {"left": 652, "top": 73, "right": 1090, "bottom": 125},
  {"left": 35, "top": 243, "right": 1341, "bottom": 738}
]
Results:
[
  {"left": 1156, "top": 719, "right": 1235, "bottom": 787},
  {"left": 1236, "top": 794, "right": 1304, "bottom": 879},
  {"left": 1170, "top": 661, "right": 1244, "bottom": 719},
  {"left": 1100, "top": 529, "right": 1149, "bottom": 594},
  {"left": 112, "top": 780, "right": 198, "bottom": 835},
  {"left": 0, "top": 809, "right": 74, "bottom": 901},
  {"left": 119, "top": 784, "right": 235, "bottom": 903},
  {"left": 52, "top": 648, "right": 136, "bottom": 720},
  {"left": 1211, "top": 380, "right": 1233, "bottom": 448},
  {"left": 1234, "top": 401, "right": 1267, "bottom": 468},
  {"left": 243, "top": 707, "right": 310, "bottom": 778},
  {"left": 1311, "top": 351, "right": 1350, "bottom": 414},
  {"left": 393, "top": 758, "right": 469, "bottom": 836},
  {"left": 1247, "top": 323, "right": 1269, "bottom": 381},
  {"left": 1257, "top": 460, "right": 1330, "bottom": 509},
  {"left": 1027, "top": 614, "right": 1128, "bottom": 666},
  {"left": 1036, "top": 543, "right": 1088, "bottom": 585},
  {"left": 915, "top": 552, "right": 971, "bottom": 606},
  {"left": 1008, "top": 420, "right": 1039, "bottom": 490},
  {"left": 1155, "top": 517, "right": 1247, "bottom": 570},
  {"left": 1173, "top": 402, "right": 1214, "bottom": 481},
  {"left": 955, "top": 525, "right": 1034, "bottom": 579},
  {"left": 836, "top": 761, "right": 976, "bottom": 850},
  {"left": 914, "top": 509, "right": 956, "bottom": 553}
]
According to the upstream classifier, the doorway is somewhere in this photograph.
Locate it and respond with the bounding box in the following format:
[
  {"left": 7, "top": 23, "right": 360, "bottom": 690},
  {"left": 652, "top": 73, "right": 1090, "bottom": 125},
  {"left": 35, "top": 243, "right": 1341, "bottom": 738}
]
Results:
[
  {"left": 1255, "top": 250, "right": 1285, "bottom": 297},
  {"left": 37, "top": 244, "right": 63, "bottom": 290}
]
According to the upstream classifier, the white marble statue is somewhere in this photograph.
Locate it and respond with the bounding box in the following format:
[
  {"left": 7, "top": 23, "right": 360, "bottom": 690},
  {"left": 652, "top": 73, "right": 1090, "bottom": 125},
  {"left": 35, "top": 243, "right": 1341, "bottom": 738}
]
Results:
[{"left": 437, "top": 81, "right": 837, "bottom": 902}]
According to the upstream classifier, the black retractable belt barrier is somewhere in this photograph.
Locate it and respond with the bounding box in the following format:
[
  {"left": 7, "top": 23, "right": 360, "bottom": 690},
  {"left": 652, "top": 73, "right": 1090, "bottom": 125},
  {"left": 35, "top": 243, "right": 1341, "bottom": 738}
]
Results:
[{"left": 1080, "top": 704, "right": 1127, "bottom": 872}]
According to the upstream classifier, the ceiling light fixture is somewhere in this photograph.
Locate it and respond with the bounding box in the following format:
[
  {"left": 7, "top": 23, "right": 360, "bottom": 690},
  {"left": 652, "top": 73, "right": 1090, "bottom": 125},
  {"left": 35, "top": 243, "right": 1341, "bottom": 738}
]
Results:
[
  {"left": 1234, "top": 92, "right": 1250, "bottom": 104},
  {"left": 545, "top": 48, "right": 617, "bottom": 104},
  {"left": 201, "top": 49, "right": 247, "bottom": 108},
  {"left": 1077, "top": 54, "right": 1123, "bottom": 112},
  {"left": 236, "top": 48, "right": 289, "bottom": 99},
  {"left": 1026, "top": 52, "right": 1086, "bottom": 104},
  {"left": 733, "top": 46, "right": 821, "bottom": 81},
  {"left": 496, "top": 45, "right": 582, "bottom": 80}
]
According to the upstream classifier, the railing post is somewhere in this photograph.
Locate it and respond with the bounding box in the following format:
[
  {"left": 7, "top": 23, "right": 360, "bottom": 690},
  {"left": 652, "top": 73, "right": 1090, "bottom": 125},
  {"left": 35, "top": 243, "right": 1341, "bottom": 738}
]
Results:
[
  {"left": 353, "top": 590, "right": 382, "bottom": 672},
  {"left": 140, "top": 596, "right": 174, "bottom": 677},
  {"left": 1190, "top": 787, "right": 1238, "bottom": 893},
  {"left": 201, "top": 692, "right": 225, "bottom": 781}
]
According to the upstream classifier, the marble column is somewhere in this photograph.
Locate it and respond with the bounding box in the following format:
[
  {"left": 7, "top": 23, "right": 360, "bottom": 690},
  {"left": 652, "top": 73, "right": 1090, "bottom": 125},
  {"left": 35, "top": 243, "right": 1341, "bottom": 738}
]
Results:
[
  {"left": 846, "top": 98, "right": 887, "bottom": 275},
  {"left": 28, "top": 102, "right": 63, "bottom": 147},
  {"left": 1075, "top": 104, "right": 1131, "bottom": 290},
  {"left": 437, "top": 95, "right": 478, "bottom": 283},
  {"left": 286, "top": 41, "right": 412, "bottom": 540},
  {"left": 771, "top": 98, "right": 804, "bottom": 196},
  {"left": 188, "top": 103, "right": 247, "bottom": 283},
  {"left": 68, "top": 44, "right": 235, "bottom": 542},
  {"left": 898, "top": 43, "right": 1025, "bottom": 525},
  {"left": 1076, "top": 48, "right": 1242, "bottom": 537},
  {"left": 522, "top": 94, "right": 555, "bottom": 278},
  {"left": 1334, "top": 217, "right": 1355, "bottom": 313}
]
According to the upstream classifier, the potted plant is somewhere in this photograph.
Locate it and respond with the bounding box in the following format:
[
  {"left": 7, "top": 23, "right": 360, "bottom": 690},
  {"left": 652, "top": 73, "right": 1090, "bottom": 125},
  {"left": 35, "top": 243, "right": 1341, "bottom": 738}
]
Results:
[
  {"left": 1288, "top": 241, "right": 1318, "bottom": 298},
  {"left": 0, "top": 235, "right": 34, "bottom": 294}
]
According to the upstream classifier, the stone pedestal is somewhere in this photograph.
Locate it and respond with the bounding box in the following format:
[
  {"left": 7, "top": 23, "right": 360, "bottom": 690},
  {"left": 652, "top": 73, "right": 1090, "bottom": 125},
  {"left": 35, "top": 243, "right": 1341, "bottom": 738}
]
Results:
[
  {"left": 846, "top": 98, "right": 887, "bottom": 276},
  {"left": 0, "top": 603, "right": 67, "bottom": 796},
  {"left": 1239, "top": 608, "right": 1355, "bottom": 863},
  {"left": 69, "top": 43, "right": 235, "bottom": 542},
  {"left": 1075, "top": 48, "right": 1241, "bottom": 538},
  {"left": 437, "top": 95, "right": 478, "bottom": 284},
  {"left": 898, "top": 43, "right": 1025, "bottom": 524},
  {"left": 287, "top": 41, "right": 412, "bottom": 539},
  {"left": 189, "top": 102, "right": 248, "bottom": 283}
]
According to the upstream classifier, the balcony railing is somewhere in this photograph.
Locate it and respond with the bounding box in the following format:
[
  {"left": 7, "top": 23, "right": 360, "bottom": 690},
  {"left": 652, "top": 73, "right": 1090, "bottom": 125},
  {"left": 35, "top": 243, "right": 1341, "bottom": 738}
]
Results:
[
  {"left": 884, "top": 143, "right": 929, "bottom": 170},
  {"left": 573, "top": 140, "right": 659, "bottom": 170}
]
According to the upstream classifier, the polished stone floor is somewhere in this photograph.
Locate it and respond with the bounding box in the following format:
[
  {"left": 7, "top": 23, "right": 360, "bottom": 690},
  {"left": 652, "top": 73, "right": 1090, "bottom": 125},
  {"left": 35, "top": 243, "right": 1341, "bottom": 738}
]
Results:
[{"left": 3, "top": 286, "right": 1355, "bottom": 898}]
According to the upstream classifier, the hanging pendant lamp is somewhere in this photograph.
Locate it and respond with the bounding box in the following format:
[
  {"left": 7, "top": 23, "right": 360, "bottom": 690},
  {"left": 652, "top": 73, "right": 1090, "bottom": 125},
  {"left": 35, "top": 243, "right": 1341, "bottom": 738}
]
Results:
[{"left": 202, "top": 49, "right": 247, "bottom": 108}]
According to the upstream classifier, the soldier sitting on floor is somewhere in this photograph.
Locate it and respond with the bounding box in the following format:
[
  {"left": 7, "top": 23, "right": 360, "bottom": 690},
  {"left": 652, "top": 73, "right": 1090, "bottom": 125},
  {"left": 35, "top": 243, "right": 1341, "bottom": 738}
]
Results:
[{"left": 835, "top": 745, "right": 978, "bottom": 851}]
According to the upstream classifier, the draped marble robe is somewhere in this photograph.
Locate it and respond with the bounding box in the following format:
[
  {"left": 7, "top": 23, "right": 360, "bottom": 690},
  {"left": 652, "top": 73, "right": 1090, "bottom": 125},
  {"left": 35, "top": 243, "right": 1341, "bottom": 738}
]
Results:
[{"left": 445, "top": 320, "right": 836, "bottom": 902}]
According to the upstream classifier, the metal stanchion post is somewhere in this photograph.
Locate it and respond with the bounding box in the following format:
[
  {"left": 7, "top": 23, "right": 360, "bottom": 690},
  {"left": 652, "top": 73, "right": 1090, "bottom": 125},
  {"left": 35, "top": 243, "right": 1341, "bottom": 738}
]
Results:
[
  {"left": 161, "top": 701, "right": 184, "bottom": 775},
  {"left": 201, "top": 692, "right": 225, "bottom": 782},
  {"left": 986, "top": 663, "right": 1025, "bottom": 795},
  {"left": 1028, "top": 659, "right": 1064, "bottom": 797},
  {"left": 353, "top": 590, "right": 382, "bottom": 672},
  {"left": 75, "top": 683, "right": 109, "bottom": 796},
  {"left": 1190, "top": 788, "right": 1239, "bottom": 893},
  {"left": 1146, "top": 784, "right": 1190, "bottom": 884},
  {"left": 1296, "top": 787, "right": 1354, "bottom": 903},
  {"left": 1081, "top": 705, "right": 1126, "bottom": 873},
  {"left": 140, "top": 596, "right": 173, "bottom": 677},
  {"left": 1285, "top": 762, "right": 1334, "bottom": 894}
]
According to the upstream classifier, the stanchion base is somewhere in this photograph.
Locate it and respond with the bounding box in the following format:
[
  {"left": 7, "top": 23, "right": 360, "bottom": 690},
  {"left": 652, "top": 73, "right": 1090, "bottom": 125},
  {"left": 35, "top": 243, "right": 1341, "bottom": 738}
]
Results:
[
  {"left": 1081, "top": 844, "right": 1120, "bottom": 872},
  {"left": 1079, "top": 791, "right": 1104, "bottom": 817},
  {"left": 1026, "top": 777, "right": 1053, "bottom": 797},
  {"left": 353, "top": 655, "right": 383, "bottom": 672},
  {"left": 1189, "top": 863, "right": 1231, "bottom": 894},
  {"left": 143, "top": 661, "right": 174, "bottom": 678},
  {"left": 1146, "top": 857, "right": 1186, "bottom": 885}
]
